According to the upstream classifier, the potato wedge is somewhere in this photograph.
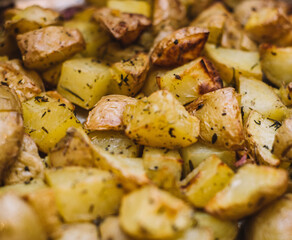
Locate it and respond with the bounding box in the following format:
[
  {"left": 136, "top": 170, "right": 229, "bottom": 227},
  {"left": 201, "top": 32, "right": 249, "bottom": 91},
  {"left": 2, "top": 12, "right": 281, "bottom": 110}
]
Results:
[
  {"left": 181, "top": 155, "right": 234, "bottom": 208},
  {"left": 123, "top": 90, "right": 200, "bottom": 149},
  {"left": 186, "top": 87, "right": 244, "bottom": 150},
  {"left": 17, "top": 26, "right": 85, "bottom": 70},
  {"left": 58, "top": 223, "right": 99, "bottom": 240},
  {"left": 151, "top": 27, "right": 209, "bottom": 67},
  {"left": 45, "top": 167, "right": 124, "bottom": 222},
  {"left": 157, "top": 57, "right": 222, "bottom": 105},
  {"left": 85, "top": 95, "right": 137, "bottom": 131},
  {"left": 93, "top": 8, "right": 151, "bottom": 45},
  {"left": 120, "top": 185, "right": 194, "bottom": 239},
  {"left": 100, "top": 216, "right": 131, "bottom": 240},
  {"left": 205, "top": 164, "right": 288, "bottom": 220}
]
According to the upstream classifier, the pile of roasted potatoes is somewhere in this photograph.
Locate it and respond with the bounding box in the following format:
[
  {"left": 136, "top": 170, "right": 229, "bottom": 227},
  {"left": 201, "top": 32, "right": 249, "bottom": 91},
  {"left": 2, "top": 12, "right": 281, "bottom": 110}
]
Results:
[{"left": 1, "top": 0, "right": 292, "bottom": 239}]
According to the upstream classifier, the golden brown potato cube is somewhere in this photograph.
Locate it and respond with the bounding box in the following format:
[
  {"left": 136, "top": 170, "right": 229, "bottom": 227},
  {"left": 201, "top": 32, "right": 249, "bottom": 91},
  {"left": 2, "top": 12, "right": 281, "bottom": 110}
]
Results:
[
  {"left": 245, "top": 111, "right": 280, "bottom": 166},
  {"left": 260, "top": 44, "right": 292, "bottom": 87},
  {"left": 93, "top": 8, "right": 151, "bottom": 45},
  {"left": 109, "top": 53, "right": 150, "bottom": 96},
  {"left": 41, "top": 63, "right": 62, "bottom": 87},
  {"left": 141, "top": 67, "right": 166, "bottom": 96},
  {"left": 58, "top": 223, "right": 99, "bottom": 240},
  {"left": 279, "top": 82, "right": 292, "bottom": 107},
  {"left": 157, "top": 57, "right": 222, "bottom": 105},
  {"left": 17, "top": 26, "right": 85, "bottom": 70},
  {"left": 151, "top": 27, "right": 209, "bottom": 68},
  {"left": 4, "top": 5, "right": 60, "bottom": 35},
  {"left": 203, "top": 44, "right": 262, "bottom": 85},
  {"left": 181, "top": 155, "right": 234, "bottom": 208},
  {"left": 120, "top": 185, "right": 194, "bottom": 239},
  {"left": 123, "top": 90, "right": 200, "bottom": 149},
  {"left": 273, "top": 118, "right": 292, "bottom": 162},
  {"left": 45, "top": 167, "right": 124, "bottom": 222},
  {"left": 0, "top": 59, "right": 44, "bottom": 102},
  {"left": 245, "top": 194, "right": 292, "bottom": 240},
  {"left": 205, "top": 164, "right": 288, "bottom": 220},
  {"left": 186, "top": 87, "right": 244, "bottom": 150}
]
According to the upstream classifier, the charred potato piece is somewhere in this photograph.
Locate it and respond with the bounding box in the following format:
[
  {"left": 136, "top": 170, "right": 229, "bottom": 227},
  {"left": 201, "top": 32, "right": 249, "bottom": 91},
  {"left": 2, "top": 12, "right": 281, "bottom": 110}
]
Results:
[
  {"left": 186, "top": 87, "right": 244, "bottom": 150},
  {"left": 58, "top": 223, "right": 99, "bottom": 240},
  {"left": 123, "top": 90, "right": 200, "bottom": 149},
  {"left": 100, "top": 216, "right": 132, "bottom": 240},
  {"left": 93, "top": 8, "right": 151, "bottom": 45},
  {"left": 205, "top": 164, "right": 288, "bottom": 220},
  {"left": 109, "top": 53, "right": 150, "bottom": 96},
  {"left": 17, "top": 26, "right": 85, "bottom": 70},
  {"left": 245, "top": 111, "right": 280, "bottom": 166},
  {"left": 119, "top": 185, "right": 194, "bottom": 239},
  {"left": 85, "top": 95, "right": 137, "bottom": 131},
  {"left": 0, "top": 59, "right": 44, "bottom": 102},
  {"left": 151, "top": 27, "right": 209, "bottom": 67},
  {"left": 273, "top": 118, "right": 292, "bottom": 162},
  {"left": 157, "top": 57, "right": 222, "bottom": 105}
]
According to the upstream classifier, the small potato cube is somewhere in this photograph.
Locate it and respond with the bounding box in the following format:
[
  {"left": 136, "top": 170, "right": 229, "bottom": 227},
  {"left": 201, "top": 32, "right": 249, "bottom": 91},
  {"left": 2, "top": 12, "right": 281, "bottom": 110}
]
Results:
[
  {"left": 123, "top": 90, "right": 200, "bottom": 149},
  {"left": 120, "top": 186, "right": 194, "bottom": 239},
  {"left": 57, "top": 58, "right": 111, "bottom": 109},
  {"left": 141, "top": 67, "right": 166, "bottom": 96},
  {"left": 205, "top": 164, "right": 288, "bottom": 220},
  {"left": 17, "top": 26, "right": 85, "bottom": 70},
  {"left": 45, "top": 167, "right": 124, "bottom": 222},
  {"left": 186, "top": 88, "right": 245, "bottom": 150},
  {"left": 42, "top": 63, "right": 62, "bottom": 87},
  {"left": 22, "top": 92, "right": 82, "bottom": 153},
  {"left": 180, "top": 155, "right": 234, "bottom": 208},
  {"left": 151, "top": 27, "right": 209, "bottom": 67},
  {"left": 99, "top": 216, "right": 131, "bottom": 240},
  {"left": 157, "top": 57, "right": 222, "bottom": 105},
  {"left": 58, "top": 223, "right": 99, "bottom": 240}
]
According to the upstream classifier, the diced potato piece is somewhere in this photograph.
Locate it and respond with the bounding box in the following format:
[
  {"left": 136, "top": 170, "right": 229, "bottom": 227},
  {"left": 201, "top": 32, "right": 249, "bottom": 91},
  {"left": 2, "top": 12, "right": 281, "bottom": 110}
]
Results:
[
  {"left": 141, "top": 67, "right": 166, "bottom": 96},
  {"left": 4, "top": 5, "right": 60, "bottom": 35},
  {"left": 203, "top": 43, "right": 262, "bottom": 84},
  {"left": 279, "top": 82, "right": 292, "bottom": 107},
  {"left": 72, "top": 7, "right": 97, "bottom": 21},
  {"left": 45, "top": 167, "right": 124, "bottom": 222},
  {"left": 22, "top": 92, "right": 82, "bottom": 153},
  {"left": 58, "top": 223, "right": 99, "bottom": 240},
  {"left": 42, "top": 63, "right": 62, "bottom": 87},
  {"left": 151, "top": 27, "right": 209, "bottom": 67},
  {"left": 100, "top": 216, "right": 131, "bottom": 240},
  {"left": 181, "top": 155, "right": 234, "bottom": 208},
  {"left": 0, "top": 29, "right": 19, "bottom": 58},
  {"left": 157, "top": 57, "right": 222, "bottom": 105},
  {"left": 0, "top": 194, "right": 46, "bottom": 240},
  {"left": 193, "top": 211, "right": 238, "bottom": 240},
  {"left": 245, "top": 111, "right": 280, "bottom": 166},
  {"left": 89, "top": 130, "right": 141, "bottom": 158},
  {"left": 107, "top": 0, "right": 151, "bottom": 18},
  {"left": 123, "top": 90, "right": 200, "bottom": 149},
  {"left": 186, "top": 88, "right": 244, "bottom": 150},
  {"left": 205, "top": 164, "right": 288, "bottom": 220},
  {"left": 0, "top": 179, "right": 46, "bottom": 196},
  {"left": 181, "top": 141, "right": 236, "bottom": 176},
  {"left": 57, "top": 58, "right": 111, "bottom": 109},
  {"left": 120, "top": 186, "right": 194, "bottom": 239},
  {"left": 176, "top": 227, "right": 213, "bottom": 240},
  {"left": 16, "top": 26, "right": 85, "bottom": 70},
  {"left": 260, "top": 44, "right": 292, "bottom": 87},
  {"left": 273, "top": 118, "right": 292, "bottom": 162},
  {"left": 143, "top": 147, "right": 182, "bottom": 193},
  {"left": 109, "top": 53, "right": 150, "bottom": 96},
  {"left": 239, "top": 76, "right": 287, "bottom": 121}
]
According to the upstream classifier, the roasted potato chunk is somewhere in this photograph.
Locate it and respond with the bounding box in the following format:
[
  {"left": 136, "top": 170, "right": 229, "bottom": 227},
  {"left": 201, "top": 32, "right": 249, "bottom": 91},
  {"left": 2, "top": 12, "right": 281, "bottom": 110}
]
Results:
[
  {"left": 205, "top": 164, "right": 288, "bottom": 220},
  {"left": 93, "top": 8, "right": 151, "bottom": 45},
  {"left": 41, "top": 63, "right": 62, "bottom": 87},
  {"left": 58, "top": 223, "right": 99, "bottom": 240},
  {"left": 0, "top": 29, "right": 19, "bottom": 58},
  {"left": 157, "top": 57, "right": 222, "bottom": 105},
  {"left": 120, "top": 186, "right": 194, "bottom": 239},
  {"left": 279, "top": 82, "right": 292, "bottom": 107},
  {"left": 181, "top": 155, "right": 234, "bottom": 208},
  {"left": 100, "top": 216, "right": 131, "bottom": 240},
  {"left": 141, "top": 67, "right": 166, "bottom": 96},
  {"left": 151, "top": 27, "right": 209, "bottom": 67},
  {"left": 17, "top": 26, "right": 85, "bottom": 70},
  {"left": 176, "top": 227, "right": 213, "bottom": 240},
  {"left": 186, "top": 87, "right": 244, "bottom": 150},
  {"left": 123, "top": 90, "right": 200, "bottom": 149}
]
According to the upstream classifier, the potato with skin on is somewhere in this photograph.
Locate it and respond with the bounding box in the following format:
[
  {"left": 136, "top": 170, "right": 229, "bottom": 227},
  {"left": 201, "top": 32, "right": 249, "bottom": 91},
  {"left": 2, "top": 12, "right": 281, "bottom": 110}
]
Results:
[
  {"left": 16, "top": 26, "right": 85, "bottom": 70},
  {"left": 205, "top": 164, "right": 288, "bottom": 221},
  {"left": 245, "top": 194, "right": 292, "bottom": 240},
  {"left": 123, "top": 90, "right": 200, "bottom": 149},
  {"left": 120, "top": 185, "right": 194, "bottom": 239},
  {"left": 0, "top": 59, "right": 44, "bottom": 102},
  {"left": 180, "top": 155, "right": 234, "bottom": 208},
  {"left": 186, "top": 87, "right": 244, "bottom": 151},
  {"left": 58, "top": 223, "right": 99, "bottom": 240},
  {"left": 93, "top": 8, "right": 151, "bottom": 46},
  {"left": 100, "top": 216, "right": 132, "bottom": 240},
  {"left": 151, "top": 27, "right": 209, "bottom": 68},
  {"left": 109, "top": 53, "right": 150, "bottom": 97},
  {"left": 157, "top": 57, "right": 222, "bottom": 105}
]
